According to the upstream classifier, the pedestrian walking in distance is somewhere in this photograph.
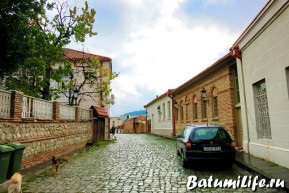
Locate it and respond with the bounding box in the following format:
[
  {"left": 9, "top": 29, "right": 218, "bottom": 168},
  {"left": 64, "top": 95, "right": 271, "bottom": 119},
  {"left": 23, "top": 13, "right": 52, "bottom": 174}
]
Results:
[{"left": 110, "top": 126, "right": 116, "bottom": 139}]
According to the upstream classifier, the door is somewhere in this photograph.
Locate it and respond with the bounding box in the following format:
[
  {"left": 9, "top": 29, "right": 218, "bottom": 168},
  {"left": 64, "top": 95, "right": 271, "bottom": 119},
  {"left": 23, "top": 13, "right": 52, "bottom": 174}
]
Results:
[{"left": 92, "top": 117, "right": 105, "bottom": 142}]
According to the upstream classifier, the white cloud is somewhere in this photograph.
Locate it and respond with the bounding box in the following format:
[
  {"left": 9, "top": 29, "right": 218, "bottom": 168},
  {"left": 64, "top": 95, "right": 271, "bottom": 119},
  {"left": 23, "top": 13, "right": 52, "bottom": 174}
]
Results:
[
  {"left": 66, "top": 0, "right": 265, "bottom": 116},
  {"left": 116, "top": 2, "right": 237, "bottom": 91}
]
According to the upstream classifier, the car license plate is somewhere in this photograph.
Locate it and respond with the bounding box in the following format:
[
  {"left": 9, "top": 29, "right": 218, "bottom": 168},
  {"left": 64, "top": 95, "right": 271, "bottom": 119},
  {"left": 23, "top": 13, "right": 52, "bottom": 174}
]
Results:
[{"left": 203, "top": 146, "right": 221, "bottom": 151}]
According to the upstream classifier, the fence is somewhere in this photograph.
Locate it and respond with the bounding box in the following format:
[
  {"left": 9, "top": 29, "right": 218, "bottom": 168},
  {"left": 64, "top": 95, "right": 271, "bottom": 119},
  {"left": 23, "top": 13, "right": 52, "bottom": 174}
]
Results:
[
  {"left": 0, "top": 89, "right": 92, "bottom": 121},
  {"left": 0, "top": 90, "right": 11, "bottom": 118},
  {"left": 0, "top": 89, "right": 95, "bottom": 170}
]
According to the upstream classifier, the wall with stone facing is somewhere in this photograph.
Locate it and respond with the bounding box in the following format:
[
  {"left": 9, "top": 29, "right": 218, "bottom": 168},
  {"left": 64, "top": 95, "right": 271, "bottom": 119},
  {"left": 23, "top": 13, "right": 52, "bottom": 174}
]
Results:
[
  {"left": 0, "top": 121, "right": 92, "bottom": 169},
  {"left": 0, "top": 89, "right": 93, "bottom": 169}
]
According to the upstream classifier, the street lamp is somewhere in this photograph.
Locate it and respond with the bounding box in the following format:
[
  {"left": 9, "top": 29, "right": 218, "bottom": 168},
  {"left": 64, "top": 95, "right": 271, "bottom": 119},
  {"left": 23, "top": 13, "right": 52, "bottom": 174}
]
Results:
[
  {"left": 174, "top": 101, "right": 178, "bottom": 109},
  {"left": 73, "top": 89, "right": 79, "bottom": 106},
  {"left": 201, "top": 87, "right": 207, "bottom": 99}
]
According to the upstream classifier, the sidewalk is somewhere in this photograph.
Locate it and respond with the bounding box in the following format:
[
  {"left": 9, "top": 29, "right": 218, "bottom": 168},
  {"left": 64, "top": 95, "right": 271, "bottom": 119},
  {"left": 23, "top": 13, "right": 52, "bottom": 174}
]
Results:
[{"left": 235, "top": 150, "right": 289, "bottom": 191}]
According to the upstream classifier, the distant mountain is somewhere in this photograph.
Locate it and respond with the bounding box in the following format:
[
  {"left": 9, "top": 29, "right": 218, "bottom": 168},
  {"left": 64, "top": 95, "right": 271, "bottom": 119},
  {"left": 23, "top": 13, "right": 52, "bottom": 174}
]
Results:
[{"left": 119, "top": 110, "right": 146, "bottom": 122}]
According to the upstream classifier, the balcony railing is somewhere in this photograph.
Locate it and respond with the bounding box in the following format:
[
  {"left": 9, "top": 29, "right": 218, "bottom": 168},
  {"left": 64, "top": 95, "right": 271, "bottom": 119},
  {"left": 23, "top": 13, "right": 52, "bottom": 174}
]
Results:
[
  {"left": 0, "top": 90, "right": 12, "bottom": 118},
  {"left": 60, "top": 104, "right": 76, "bottom": 120},
  {"left": 0, "top": 89, "right": 93, "bottom": 121},
  {"left": 22, "top": 96, "right": 53, "bottom": 119},
  {"left": 81, "top": 109, "right": 91, "bottom": 121}
]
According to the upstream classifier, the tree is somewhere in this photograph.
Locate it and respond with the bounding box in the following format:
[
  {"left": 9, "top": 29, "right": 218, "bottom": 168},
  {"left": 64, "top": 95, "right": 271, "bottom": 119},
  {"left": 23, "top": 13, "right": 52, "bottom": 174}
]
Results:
[
  {"left": 58, "top": 56, "right": 119, "bottom": 106},
  {"left": 0, "top": 0, "right": 45, "bottom": 77},
  {"left": 4, "top": 0, "right": 99, "bottom": 100}
]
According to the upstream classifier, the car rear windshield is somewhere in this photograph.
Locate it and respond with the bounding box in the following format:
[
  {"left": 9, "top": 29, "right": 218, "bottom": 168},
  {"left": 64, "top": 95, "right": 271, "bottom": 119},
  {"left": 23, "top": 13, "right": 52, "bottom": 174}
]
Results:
[{"left": 192, "top": 127, "right": 231, "bottom": 141}]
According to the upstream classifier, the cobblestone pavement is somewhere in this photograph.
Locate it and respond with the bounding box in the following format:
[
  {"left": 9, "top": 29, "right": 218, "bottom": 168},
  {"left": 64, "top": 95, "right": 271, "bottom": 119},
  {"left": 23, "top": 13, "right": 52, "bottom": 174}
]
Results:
[{"left": 23, "top": 134, "right": 286, "bottom": 193}]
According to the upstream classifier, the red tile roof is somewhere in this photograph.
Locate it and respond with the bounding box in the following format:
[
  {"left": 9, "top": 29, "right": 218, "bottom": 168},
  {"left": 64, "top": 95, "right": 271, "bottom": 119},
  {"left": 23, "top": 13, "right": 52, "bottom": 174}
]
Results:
[
  {"left": 134, "top": 115, "right": 146, "bottom": 122},
  {"left": 91, "top": 106, "right": 109, "bottom": 117},
  {"left": 64, "top": 48, "right": 111, "bottom": 62}
]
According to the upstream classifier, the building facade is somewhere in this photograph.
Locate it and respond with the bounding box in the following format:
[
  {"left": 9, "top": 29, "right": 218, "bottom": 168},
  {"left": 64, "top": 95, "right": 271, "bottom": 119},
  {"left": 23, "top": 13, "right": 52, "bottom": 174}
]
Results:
[
  {"left": 54, "top": 48, "right": 113, "bottom": 113},
  {"left": 144, "top": 92, "right": 174, "bottom": 138},
  {"left": 231, "top": 0, "right": 289, "bottom": 168},
  {"left": 170, "top": 54, "right": 243, "bottom": 147},
  {"left": 123, "top": 115, "right": 146, "bottom": 134}
]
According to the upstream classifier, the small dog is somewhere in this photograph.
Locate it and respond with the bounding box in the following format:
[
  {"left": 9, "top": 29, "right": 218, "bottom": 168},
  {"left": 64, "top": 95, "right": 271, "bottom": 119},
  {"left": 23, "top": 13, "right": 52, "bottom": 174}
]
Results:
[
  {"left": 50, "top": 155, "right": 69, "bottom": 175},
  {"left": 59, "top": 156, "right": 69, "bottom": 163},
  {"left": 8, "top": 172, "right": 22, "bottom": 193},
  {"left": 50, "top": 156, "right": 61, "bottom": 175}
]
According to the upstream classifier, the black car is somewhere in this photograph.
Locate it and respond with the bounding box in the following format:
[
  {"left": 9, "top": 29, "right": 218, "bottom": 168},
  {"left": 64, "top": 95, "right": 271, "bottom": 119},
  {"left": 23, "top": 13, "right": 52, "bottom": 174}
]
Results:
[{"left": 176, "top": 125, "right": 236, "bottom": 168}]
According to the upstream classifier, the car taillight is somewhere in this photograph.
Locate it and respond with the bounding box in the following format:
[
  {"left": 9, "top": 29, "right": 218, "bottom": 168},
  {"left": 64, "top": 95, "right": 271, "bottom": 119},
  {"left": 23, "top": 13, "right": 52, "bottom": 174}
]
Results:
[
  {"left": 186, "top": 140, "right": 192, "bottom": 150},
  {"left": 231, "top": 142, "right": 236, "bottom": 150}
]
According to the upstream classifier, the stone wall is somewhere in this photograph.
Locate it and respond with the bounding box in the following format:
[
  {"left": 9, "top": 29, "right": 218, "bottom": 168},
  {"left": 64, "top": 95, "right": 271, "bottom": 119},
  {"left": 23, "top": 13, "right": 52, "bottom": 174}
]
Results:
[
  {"left": 0, "top": 90, "right": 93, "bottom": 169},
  {"left": 0, "top": 121, "right": 92, "bottom": 169}
]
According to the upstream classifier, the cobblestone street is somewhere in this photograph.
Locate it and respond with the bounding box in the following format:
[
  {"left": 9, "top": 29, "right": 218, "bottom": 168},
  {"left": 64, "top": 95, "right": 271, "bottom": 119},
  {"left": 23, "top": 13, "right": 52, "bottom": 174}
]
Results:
[{"left": 22, "top": 134, "right": 285, "bottom": 193}]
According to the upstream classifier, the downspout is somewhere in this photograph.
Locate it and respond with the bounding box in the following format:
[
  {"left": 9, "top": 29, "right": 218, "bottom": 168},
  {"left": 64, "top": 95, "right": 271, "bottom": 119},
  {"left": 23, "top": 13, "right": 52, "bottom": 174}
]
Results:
[
  {"left": 167, "top": 89, "right": 176, "bottom": 136},
  {"left": 230, "top": 45, "right": 250, "bottom": 154}
]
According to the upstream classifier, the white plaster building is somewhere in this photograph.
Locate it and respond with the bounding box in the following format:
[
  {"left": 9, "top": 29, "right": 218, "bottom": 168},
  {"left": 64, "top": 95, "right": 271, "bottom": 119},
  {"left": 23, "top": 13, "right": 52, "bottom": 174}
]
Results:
[
  {"left": 231, "top": 0, "right": 289, "bottom": 168},
  {"left": 144, "top": 91, "right": 174, "bottom": 138}
]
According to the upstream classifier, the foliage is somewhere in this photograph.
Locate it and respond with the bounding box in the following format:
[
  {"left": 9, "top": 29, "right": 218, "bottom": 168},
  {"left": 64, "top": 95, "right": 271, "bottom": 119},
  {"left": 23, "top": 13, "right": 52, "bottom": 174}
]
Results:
[
  {"left": 57, "top": 57, "right": 119, "bottom": 106},
  {"left": 0, "top": 0, "right": 45, "bottom": 77},
  {"left": 2, "top": 0, "right": 107, "bottom": 101}
]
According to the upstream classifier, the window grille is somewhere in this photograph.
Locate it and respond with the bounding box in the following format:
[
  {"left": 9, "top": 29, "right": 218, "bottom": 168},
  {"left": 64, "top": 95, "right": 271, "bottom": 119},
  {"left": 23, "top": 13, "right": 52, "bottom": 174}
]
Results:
[{"left": 255, "top": 82, "right": 271, "bottom": 139}]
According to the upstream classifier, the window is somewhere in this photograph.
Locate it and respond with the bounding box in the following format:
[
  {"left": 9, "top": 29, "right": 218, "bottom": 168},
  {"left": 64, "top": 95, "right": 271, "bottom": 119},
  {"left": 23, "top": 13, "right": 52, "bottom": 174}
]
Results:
[
  {"left": 162, "top": 103, "right": 166, "bottom": 120},
  {"left": 167, "top": 101, "right": 171, "bottom": 120},
  {"left": 180, "top": 102, "right": 184, "bottom": 121},
  {"left": 175, "top": 108, "right": 179, "bottom": 122},
  {"left": 202, "top": 97, "right": 207, "bottom": 119},
  {"left": 254, "top": 79, "right": 271, "bottom": 139},
  {"left": 212, "top": 88, "right": 218, "bottom": 118},
  {"left": 157, "top": 105, "right": 161, "bottom": 121},
  {"left": 213, "top": 96, "right": 218, "bottom": 117},
  {"left": 193, "top": 96, "right": 198, "bottom": 120},
  {"left": 230, "top": 65, "right": 240, "bottom": 103},
  {"left": 186, "top": 103, "right": 189, "bottom": 121}
]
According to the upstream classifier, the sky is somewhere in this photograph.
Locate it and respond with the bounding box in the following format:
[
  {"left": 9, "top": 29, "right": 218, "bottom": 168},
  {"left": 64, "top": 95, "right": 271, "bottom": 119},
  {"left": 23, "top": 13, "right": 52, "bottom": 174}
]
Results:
[{"left": 67, "top": 0, "right": 268, "bottom": 117}]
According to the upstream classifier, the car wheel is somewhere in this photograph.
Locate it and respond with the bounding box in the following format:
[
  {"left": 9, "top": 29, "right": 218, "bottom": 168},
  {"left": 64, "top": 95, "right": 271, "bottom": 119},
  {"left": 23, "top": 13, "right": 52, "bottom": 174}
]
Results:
[{"left": 181, "top": 152, "right": 189, "bottom": 168}]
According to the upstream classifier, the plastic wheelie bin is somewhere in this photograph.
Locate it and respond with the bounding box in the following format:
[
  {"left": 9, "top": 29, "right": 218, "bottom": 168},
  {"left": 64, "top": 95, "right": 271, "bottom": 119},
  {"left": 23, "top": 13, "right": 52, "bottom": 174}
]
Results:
[
  {"left": 0, "top": 145, "right": 14, "bottom": 183},
  {"left": 6, "top": 142, "right": 26, "bottom": 179}
]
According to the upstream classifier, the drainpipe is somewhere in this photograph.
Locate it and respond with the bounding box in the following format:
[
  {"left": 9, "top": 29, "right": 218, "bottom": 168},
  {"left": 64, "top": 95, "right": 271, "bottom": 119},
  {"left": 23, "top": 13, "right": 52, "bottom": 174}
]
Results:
[
  {"left": 167, "top": 89, "right": 176, "bottom": 136},
  {"left": 230, "top": 46, "right": 250, "bottom": 154}
]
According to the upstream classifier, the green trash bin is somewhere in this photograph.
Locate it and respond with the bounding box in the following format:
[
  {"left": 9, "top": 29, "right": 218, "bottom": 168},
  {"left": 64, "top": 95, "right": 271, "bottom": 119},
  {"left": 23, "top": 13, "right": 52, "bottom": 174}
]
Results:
[
  {"left": 0, "top": 145, "right": 14, "bottom": 184},
  {"left": 6, "top": 142, "right": 26, "bottom": 179}
]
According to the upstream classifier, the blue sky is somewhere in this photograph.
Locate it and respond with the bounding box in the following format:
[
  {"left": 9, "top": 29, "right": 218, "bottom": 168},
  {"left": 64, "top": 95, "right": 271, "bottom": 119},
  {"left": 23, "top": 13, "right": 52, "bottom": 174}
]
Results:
[{"left": 67, "top": 0, "right": 268, "bottom": 117}]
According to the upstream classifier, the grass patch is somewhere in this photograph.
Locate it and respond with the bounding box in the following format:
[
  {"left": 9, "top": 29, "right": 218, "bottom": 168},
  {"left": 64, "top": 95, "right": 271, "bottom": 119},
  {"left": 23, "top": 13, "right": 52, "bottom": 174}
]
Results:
[{"left": 79, "top": 138, "right": 117, "bottom": 157}]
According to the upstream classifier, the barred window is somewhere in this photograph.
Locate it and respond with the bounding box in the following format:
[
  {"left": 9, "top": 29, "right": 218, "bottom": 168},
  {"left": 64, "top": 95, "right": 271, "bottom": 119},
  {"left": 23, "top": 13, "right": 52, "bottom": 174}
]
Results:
[{"left": 254, "top": 80, "right": 271, "bottom": 139}]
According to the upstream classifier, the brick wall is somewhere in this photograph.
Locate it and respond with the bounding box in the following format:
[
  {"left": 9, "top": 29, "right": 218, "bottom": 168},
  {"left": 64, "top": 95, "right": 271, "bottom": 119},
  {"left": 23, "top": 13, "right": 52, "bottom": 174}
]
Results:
[{"left": 173, "top": 61, "right": 240, "bottom": 145}]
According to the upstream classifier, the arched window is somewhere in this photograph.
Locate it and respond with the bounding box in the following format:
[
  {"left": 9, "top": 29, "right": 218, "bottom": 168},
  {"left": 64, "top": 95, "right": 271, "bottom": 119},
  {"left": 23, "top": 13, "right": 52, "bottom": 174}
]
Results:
[
  {"left": 201, "top": 94, "right": 207, "bottom": 119},
  {"left": 180, "top": 101, "right": 184, "bottom": 121},
  {"left": 193, "top": 95, "right": 198, "bottom": 120},
  {"left": 212, "top": 87, "right": 218, "bottom": 118}
]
